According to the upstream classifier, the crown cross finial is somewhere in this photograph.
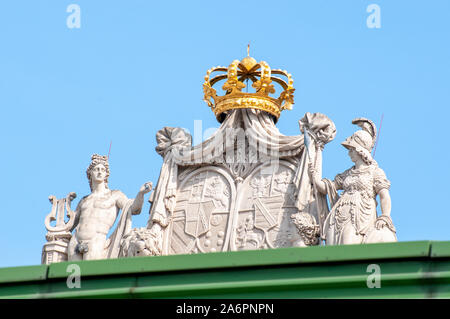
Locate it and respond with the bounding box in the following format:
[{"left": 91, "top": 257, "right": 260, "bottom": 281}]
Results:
[{"left": 247, "top": 42, "right": 250, "bottom": 57}]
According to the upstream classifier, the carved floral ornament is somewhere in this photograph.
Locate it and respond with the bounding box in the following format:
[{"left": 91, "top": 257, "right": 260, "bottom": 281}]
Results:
[
  {"left": 155, "top": 127, "right": 192, "bottom": 158},
  {"left": 299, "top": 112, "right": 337, "bottom": 148}
]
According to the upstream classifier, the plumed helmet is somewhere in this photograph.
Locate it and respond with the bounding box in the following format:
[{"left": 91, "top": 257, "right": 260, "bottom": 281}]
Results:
[
  {"left": 341, "top": 118, "right": 377, "bottom": 164},
  {"left": 341, "top": 129, "right": 374, "bottom": 152}
]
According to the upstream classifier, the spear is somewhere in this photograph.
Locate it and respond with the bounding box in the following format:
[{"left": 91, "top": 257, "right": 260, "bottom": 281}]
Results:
[
  {"left": 303, "top": 128, "right": 324, "bottom": 244},
  {"left": 107, "top": 140, "right": 112, "bottom": 160},
  {"left": 372, "top": 113, "right": 384, "bottom": 158}
]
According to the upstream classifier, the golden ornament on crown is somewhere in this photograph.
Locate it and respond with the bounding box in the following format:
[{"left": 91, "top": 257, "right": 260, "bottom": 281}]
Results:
[{"left": 203, "top": 55, "right": 295, "bottom": 123}]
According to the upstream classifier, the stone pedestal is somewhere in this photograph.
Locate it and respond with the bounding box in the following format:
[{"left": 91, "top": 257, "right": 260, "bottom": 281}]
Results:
[{"left": 42, "top": 239, "right": 69, "bottom": 264}]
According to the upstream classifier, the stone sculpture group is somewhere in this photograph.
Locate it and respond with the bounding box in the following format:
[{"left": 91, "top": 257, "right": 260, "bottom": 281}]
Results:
[{"left": 42, "top": 55, "right": 397, "bottom": 264}]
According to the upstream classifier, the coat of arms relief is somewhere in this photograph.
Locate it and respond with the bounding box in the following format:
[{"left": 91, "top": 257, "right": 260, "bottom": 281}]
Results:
[
  {"left": 42, "top": 54, "right": 397, "bottom": 263},
  {"left": 144, "top": 102, "right": 338, "bottom": 256},
  {"left": 169, "top": 158, "right": 302, "bottom": 255},
  {"left": 170, "top": 169, "right": 233, "bottom": 254}
]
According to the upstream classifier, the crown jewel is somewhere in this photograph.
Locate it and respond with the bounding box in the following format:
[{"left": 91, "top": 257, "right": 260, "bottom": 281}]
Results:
[{"left": 203, "top": 55, "right": 295, "bottom": 123}]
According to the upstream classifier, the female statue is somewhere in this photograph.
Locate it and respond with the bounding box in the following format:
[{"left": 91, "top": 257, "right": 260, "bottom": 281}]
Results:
[{"left": 308, "top": 118, "right": 397, "bottom": 245}]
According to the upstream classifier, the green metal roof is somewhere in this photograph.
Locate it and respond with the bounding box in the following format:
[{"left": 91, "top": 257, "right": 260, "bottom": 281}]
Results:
[{"left": 0, "top": 241, "right": 449, "bottom": 299}]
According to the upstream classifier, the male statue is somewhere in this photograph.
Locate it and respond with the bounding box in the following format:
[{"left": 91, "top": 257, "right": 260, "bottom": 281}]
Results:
[{"left": 67, "top": 154, "right": 152, "bottom": 261}]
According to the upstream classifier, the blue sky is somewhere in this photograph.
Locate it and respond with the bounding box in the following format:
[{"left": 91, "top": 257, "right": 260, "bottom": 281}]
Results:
[{"left": 0, "top": 0, "right": 449, "bottom": 268}]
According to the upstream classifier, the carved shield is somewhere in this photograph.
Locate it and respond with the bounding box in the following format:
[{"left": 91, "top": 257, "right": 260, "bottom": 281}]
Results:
[
  {"left": 253, "top": 196, "right": 284, "bottom": 231},
  {"left": 168, "top": 167, "right": 235, "bottom": 254},
  {"left": 168, "top": 160, "right": 307, "bottom": 254},
  {"left": 185, "top": 201, "right": 215, "bottom": 237},
  {"left": 231, "top": 160, "right": 304, "bottom": 250}
]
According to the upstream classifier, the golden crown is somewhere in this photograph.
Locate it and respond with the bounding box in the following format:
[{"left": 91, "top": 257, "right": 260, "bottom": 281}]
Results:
[{"left": 203, "top": 55, "right": 295, "bottom": 123}]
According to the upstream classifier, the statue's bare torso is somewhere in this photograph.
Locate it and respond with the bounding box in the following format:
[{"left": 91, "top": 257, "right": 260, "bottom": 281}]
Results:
[
  {"left": 68, "top": 190, "right": 128, "bottom": 260},
  {"left": 76, "top": 190, "right": 127, "bottom": 239}
]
